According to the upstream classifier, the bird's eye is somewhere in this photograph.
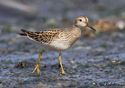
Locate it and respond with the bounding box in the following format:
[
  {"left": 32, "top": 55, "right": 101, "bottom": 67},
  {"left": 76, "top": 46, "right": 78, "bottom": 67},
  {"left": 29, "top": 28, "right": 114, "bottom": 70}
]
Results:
[{"left": 79, "top": 19, "right": 82, "bottom": 22}]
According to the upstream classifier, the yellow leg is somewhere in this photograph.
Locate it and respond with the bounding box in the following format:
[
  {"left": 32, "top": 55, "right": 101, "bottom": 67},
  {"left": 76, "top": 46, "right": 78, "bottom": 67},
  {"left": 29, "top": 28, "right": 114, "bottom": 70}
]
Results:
[
  {"left": 32, "top": 50, "right": 45, "bottom": 74},
  {"left": 58, "top": 52, "right": 65, "bottom": 74}
]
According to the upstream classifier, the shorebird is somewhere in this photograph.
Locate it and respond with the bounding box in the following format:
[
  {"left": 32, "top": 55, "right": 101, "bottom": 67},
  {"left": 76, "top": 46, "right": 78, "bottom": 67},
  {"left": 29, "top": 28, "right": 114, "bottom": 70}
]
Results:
[{"left": 18, "top": 16, "right": 96, "bottom": 74}]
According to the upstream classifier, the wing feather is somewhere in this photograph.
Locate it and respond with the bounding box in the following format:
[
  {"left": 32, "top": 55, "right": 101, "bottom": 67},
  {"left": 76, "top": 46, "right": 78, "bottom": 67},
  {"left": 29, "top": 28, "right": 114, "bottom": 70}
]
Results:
[{"left": 19, "top": 29, "right": 61, "bottom": 44}]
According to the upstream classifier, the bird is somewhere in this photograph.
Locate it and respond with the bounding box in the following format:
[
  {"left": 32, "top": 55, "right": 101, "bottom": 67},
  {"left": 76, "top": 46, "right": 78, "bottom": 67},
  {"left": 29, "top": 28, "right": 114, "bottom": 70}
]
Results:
[{"left": 18, "top": 16, "right": 96, "bottom": 74}]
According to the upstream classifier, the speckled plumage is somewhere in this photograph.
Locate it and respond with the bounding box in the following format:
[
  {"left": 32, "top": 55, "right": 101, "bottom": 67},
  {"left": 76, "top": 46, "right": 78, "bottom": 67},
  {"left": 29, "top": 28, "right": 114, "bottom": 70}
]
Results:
[
  {"left": 19, "top": 26, "right": 81, "bottom": 51},
  {"left": 18, "top": 16, "right": 96, "bottom": 74}
]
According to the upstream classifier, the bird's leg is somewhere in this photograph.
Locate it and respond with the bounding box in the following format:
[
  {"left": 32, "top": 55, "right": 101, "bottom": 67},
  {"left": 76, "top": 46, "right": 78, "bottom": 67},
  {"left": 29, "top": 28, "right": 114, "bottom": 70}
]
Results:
[
  {"left": 32, "top": 50, "right": 45, "bottom": 74},
  {"left": 58, "top": 52, "right": 65, "bottom": 74}
]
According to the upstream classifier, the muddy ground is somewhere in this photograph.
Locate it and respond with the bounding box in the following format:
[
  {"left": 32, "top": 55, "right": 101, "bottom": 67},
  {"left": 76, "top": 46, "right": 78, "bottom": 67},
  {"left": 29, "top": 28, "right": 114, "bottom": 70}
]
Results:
[{"left": 0, "top": 0, "right": 125, "bottom": 88}]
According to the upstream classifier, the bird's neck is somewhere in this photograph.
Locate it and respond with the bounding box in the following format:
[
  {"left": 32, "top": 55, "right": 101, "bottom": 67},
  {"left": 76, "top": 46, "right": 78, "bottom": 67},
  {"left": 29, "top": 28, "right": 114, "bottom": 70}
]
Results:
[
  {"left": 64, "top": 24, "right": 81, "bottom": 47},
  {"left": 69, "top": 24, "right": 82, "bottom": 38},
  {"left": 70, "top": 24, "right": 81, "bottom": 33}
]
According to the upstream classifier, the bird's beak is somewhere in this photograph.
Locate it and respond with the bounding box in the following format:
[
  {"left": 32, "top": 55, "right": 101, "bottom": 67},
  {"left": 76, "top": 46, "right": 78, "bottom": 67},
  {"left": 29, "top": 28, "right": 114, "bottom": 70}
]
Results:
[{"left": 87, "top": 23, "right": 96, "bottom": 31}]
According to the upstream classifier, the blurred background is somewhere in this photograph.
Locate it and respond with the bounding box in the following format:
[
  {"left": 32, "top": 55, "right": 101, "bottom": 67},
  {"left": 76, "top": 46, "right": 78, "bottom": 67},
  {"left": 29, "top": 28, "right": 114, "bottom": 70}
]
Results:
[
  {"left": 0, "top": 0, "right": 125, "bottom": 32},
  {"left": 0, "top": 0, "right": 125, "bottom": 87},
  {"left": 0, "top": 0, "right": 125, "bottom": 53}
]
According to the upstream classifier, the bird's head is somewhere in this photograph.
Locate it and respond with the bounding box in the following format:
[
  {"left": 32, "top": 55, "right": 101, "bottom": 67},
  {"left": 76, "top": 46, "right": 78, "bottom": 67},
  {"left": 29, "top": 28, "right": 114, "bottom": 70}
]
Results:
[{"left": 75, "top": 16, "right": 96, "bottom": 31}]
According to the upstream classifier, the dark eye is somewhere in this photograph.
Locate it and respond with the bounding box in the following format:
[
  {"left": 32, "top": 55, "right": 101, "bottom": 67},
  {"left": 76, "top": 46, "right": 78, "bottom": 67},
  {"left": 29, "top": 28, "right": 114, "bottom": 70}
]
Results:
[{"left": 79, "top": 19, "right": 82, "bottom": 22}]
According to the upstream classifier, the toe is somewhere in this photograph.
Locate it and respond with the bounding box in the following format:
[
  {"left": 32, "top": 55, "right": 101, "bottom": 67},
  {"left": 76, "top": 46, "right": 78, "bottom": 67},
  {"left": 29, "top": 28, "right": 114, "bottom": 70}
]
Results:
[{"left": 60, "top": 71, "right": 65, "bottom": 74}]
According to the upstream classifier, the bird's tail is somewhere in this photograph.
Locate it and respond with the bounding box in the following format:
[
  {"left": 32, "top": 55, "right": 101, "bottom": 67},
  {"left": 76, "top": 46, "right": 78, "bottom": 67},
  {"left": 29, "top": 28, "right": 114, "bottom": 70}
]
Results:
[{"left": 17, "top": 29, "right": 28, "bottom": 37}]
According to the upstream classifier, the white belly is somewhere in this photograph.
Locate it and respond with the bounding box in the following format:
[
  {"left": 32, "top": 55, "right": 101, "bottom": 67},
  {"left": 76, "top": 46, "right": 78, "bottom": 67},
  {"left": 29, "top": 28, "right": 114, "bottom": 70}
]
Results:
[{"left": 41, "top": 41, "right": 70, "bottom": 51}]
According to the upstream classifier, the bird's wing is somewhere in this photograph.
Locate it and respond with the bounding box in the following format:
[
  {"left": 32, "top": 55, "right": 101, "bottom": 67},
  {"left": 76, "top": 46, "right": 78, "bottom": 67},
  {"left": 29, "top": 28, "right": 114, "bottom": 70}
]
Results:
[{"left": 18, "top": 29, "right": 61, "bottom": 44}]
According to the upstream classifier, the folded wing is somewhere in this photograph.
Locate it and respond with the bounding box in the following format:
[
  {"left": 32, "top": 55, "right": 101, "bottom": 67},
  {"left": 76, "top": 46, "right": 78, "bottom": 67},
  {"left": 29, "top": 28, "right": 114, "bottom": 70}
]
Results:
[{"left": 18, "top": 29, "right": 60, "bottom": 44}]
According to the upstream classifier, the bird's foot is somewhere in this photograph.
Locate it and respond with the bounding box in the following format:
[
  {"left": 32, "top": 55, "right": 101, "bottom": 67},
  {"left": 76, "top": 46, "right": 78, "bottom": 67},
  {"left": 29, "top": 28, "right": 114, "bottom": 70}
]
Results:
[
  {"left": 32, "top": 64, "right": 41, "bottom": 74},
  {"left": 60, "top": 70, "right": 65, "bottom": 74}
]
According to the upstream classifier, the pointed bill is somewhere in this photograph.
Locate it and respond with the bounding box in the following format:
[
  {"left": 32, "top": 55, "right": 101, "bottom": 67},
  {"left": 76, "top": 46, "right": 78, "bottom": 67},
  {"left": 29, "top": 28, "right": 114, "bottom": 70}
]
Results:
[{"left": 87, "top": 23, "right": 96, "bottom": 31}]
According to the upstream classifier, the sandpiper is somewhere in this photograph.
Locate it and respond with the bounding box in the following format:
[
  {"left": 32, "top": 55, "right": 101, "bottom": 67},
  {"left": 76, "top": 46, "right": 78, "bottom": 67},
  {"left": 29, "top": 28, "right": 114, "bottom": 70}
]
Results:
[{"left": 18, "top": 16, "right": 96, "bottom": 74}]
